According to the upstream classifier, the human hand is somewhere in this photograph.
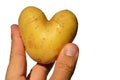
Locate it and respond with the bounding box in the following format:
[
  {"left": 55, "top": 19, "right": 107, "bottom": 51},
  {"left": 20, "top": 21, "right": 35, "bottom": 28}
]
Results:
[{"left": 5, "top": 24, "right": 79, "bottom": 80}]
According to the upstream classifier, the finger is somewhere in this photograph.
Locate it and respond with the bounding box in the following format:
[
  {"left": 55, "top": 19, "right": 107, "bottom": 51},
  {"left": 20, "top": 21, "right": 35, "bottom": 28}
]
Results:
[
  {"left": 27, "top": 63, "right": 54, "bottom": 80},
  {"left": 5, "top": 24, "right": 26, "bottom": 80},
  {"left": 50, "top": 43, "right": 79, "bottom": 80}
]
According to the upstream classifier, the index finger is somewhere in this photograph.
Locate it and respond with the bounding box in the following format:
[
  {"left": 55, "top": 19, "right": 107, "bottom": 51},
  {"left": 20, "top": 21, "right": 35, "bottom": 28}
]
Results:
[{"left": 5, "top": 24, "right": 27, "bottom": 80}]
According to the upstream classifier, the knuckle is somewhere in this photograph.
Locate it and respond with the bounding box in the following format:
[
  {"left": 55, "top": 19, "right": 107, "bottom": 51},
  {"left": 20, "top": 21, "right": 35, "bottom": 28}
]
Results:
[{"left": 57, "top": 61, "right": 74, "bottom": 73}]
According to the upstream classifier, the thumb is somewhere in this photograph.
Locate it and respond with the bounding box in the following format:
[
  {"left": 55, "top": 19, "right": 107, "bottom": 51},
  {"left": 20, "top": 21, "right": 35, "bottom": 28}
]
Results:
[{"left": 50, "top": 43, "right": 79, "bottom": 80}]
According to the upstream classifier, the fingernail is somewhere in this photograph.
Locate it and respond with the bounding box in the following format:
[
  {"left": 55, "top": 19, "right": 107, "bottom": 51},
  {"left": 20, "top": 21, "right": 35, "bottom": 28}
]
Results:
[{"left": 65, "top": 44, "right": 78, "bottom": 56}]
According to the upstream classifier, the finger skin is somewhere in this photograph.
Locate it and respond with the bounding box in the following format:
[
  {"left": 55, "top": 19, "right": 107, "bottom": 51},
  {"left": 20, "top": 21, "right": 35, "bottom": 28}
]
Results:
[
  {"left": 6, "top": 24, "right": 54, "bottom": 80},
  {"left": 5, "top": 24, "right": 79, "bottom": 80},
  {"left": 5, "top": 24, "right": 26, "bottom": 80},
  {"left": 50, "top": 43, "right": 79, "bottom": 80},
  {"left": 27, "top": 63, "right": 54, "bottom": 80}
]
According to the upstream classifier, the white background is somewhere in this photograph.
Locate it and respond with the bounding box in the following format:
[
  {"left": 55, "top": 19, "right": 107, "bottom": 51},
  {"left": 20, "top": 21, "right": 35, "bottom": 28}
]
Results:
[{"left": 0, "top": 0, "right": 120, "bottom": 80}]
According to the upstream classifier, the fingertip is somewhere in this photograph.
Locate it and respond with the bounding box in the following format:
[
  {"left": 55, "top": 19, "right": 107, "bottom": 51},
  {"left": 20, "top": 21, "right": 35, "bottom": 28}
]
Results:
[
  {"left": 63, "top": 43, "right": 79, "bottom": 57},
  {"left": 11, "top": 24, "right": 18, "bottom": 29},
  {"left": 11, "top": 24, "right": 21, "bottom": 40},
  {"left": 11, "top": 24, "right": 18, "bottom": 27}
]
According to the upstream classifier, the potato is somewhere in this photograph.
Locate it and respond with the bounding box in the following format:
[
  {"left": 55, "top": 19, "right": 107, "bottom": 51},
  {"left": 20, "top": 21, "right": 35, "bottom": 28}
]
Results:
[{"left": 18, "top": 6, "right": 78, "bottom": 64}]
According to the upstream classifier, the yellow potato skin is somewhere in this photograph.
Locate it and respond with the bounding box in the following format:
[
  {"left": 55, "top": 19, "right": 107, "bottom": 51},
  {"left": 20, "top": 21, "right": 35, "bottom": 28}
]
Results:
[{"left": 18, "top": 6, "right": 78, "bottom": 64}]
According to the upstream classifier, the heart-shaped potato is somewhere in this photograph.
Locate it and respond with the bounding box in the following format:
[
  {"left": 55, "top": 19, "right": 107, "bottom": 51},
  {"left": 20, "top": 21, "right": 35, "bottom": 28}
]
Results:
[{"left": 18, "top": 6, "right": 78, "bottom": 64}]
